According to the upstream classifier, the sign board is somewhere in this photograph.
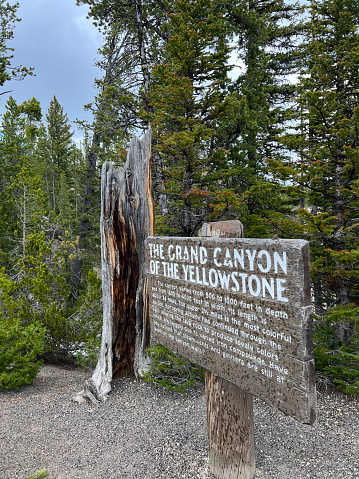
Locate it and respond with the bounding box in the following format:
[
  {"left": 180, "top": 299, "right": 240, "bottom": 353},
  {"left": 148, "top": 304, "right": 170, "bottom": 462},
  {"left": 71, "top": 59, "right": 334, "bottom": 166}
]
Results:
[{"left": 145, "top": 236, "right": 316, "bottom": 424}]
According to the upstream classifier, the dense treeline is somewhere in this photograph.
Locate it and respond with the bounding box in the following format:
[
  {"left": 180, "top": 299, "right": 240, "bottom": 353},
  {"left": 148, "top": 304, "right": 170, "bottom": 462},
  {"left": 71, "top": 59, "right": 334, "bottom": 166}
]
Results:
[
  {"left": 0, "top": 93, "right": 103, "bottom": 388},
  {"left": 0, "top": 2, "right": 103, "bottom": 388},
  {"left": 0, "top": 0, "right": 358, "bottom": 394}
]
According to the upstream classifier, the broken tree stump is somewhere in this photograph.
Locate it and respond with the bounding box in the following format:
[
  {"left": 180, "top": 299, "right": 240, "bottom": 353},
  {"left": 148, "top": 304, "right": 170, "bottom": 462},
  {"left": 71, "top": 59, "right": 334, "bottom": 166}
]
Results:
[{"left": 73, "top": 128, "right": 154, "bottom": 403}]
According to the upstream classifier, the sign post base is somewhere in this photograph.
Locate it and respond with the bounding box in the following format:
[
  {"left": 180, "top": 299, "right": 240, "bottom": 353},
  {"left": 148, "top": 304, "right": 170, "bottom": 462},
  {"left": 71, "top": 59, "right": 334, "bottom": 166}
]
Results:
[
  {"left": 205, "top": 371, "right": 255, "bottom": 479},
  {"left": 200, "top": 221, "right": 255, "bottom": 479}
]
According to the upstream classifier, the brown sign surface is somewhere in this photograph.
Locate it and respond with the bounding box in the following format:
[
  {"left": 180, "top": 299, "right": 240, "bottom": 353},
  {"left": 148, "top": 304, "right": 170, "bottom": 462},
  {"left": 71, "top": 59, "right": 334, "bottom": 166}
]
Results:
[{"left": 145, "top": 236, "right": 316, "bottom": 424}]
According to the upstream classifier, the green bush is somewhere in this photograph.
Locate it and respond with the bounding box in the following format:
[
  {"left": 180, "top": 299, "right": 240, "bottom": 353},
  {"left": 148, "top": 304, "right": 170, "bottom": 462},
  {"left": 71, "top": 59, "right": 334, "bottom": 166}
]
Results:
[
  {"left": 0, "top": 231, "right": 103, "bottom": 388},
  {"left": 0, "top": 268, "right": 46, "bottom": 390},
  {"left": 5, "top": 233, "right": 102, "bottom": 360},
  {"left": 314, "top": 304, "right": 359, "bottom": 396},
  {"left": 0, "top": 315, "right": 45, "bottom": 390},
  {"left": 16, "top": 232, "right": 75, "bottom": 355},
  {"left": 72, "top": 269, "right": 103, "bottom": 369},
  {"left": 142, "top": 343, "right": 204, "bottom": 392},
  {"left": 27, "top": 469, "right": 48, "bottom": 479}
]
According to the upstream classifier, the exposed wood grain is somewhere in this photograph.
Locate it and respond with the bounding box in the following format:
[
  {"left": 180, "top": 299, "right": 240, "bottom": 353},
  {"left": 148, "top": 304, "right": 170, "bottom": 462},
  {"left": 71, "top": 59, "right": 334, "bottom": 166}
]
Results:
[
  {"left": 200, "top": 221, "right": 255, "bottom": 479},
  {"left": 205, "top": 372, "right": 255, "bottom": 479},
  {"left": 198, "top": 220, "right": 243, "bottom": 239},
  {"left": 73, "top": 129, "right": 154, "bottom": 403}
]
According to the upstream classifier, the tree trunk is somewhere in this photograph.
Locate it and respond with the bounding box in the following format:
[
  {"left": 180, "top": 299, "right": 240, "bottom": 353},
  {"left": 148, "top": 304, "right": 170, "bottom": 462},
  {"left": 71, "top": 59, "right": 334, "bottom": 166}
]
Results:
[
  {"left": 45, "top": 171, "right": 52, "bottom": 214},
  {"left": 134, "top": 0, "right": 151, "bottom": 111},
  {"left": 51, "top": 154, "right": 56, "bottom": 213},
  {"left": 198, "top": 220, "right": 256, "bottom": 479},
  {"left": 71, "top": 132, "right": 100, "bottom": 292},
  {"left": 183, "top": 165, "right": 192, "bottom": 236},
  {"left": 22, "top": 185, "right": 27, "bottom": 257},
  {"left": 73, "top": 129, "right": 154, "bottom": 403},
  {"left": 313, "top": 279, "right": 324, "bottom": 316}
]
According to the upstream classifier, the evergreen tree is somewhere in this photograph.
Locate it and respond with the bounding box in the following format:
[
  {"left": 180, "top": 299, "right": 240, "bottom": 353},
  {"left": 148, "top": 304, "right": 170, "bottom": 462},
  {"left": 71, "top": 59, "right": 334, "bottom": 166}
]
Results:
[
  {"left": 272, "top": 0, "right": 359, "bottom": 307},
  {"left": 0, "top": 0, "right": 33, "bottom": 92},
  {"left": 0, "top": 96, "right": 42, "bottom": 265},
  {"left": 21, "top": 97, "right": 42, "bottom": 142},
  {"left": 71, "top": 0, "right": 171, "bottom": 288},
  {"left": 268, "top": 0, "right": 359, "bottom": 394},
  {"left": 44, "top": 96, "right": 75, "bottom": 215},
  {"left": 10, "top": 167, "right": 45, "bottom": 258},
  {"left": 77, "top": 0, "right": 170, "bottom": 114},
  {"left": 0, "top": 96, "right": 32, "bottom": 173},
  {"left": 147, "top": 0, "right": 237, "bottom": 236},
  {"left": 215, "top": 0, "right": 304, "bottom": 229}
]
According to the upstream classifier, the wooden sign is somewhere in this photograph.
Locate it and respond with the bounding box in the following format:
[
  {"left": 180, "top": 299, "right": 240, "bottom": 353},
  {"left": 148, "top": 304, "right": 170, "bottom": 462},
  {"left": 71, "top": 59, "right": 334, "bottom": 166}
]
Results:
[{"left": 145, "top": 236, "right": 316, "bottom": 424}]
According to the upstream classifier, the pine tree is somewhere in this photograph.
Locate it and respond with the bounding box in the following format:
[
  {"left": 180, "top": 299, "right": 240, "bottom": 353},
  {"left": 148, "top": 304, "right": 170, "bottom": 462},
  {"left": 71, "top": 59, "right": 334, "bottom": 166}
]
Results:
[
  {"left": 268, "top": 0, "right": 359, "bottom": 394},
  {"left": 72, "top": 0, "right": 170, "bottom": 288},
  {"left": 44, "top": 96, "right": 75, "bottom": 215},
  {"left": 271, "top": 0, "right": 359, "bottom": 307},
  {"left": 0, "top": 96, "right": 32, "bottom": 173},
  {"left": 0, "top": 0, "right": 33, "bottom": 92},
  {"left": 216, "top": 0, "right": 304, "bottom": 229},
  {"left": 10, "top": 167, "right": 45, "bottom": 258},
  {"left": 77, "top": 0, "right": 171, "bottom": 138},
  {"left": 0, "top": 96, "right": 42, "bottom": 265},
  {"left": 147, "top": 0, "right": 237, "bottom": 236}
]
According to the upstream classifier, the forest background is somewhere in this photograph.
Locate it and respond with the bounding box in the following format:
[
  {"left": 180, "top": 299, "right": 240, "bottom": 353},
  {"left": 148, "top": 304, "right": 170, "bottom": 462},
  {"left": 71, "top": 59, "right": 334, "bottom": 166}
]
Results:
[{"left": 0, "top": 0, "right": 358, "bottom": 395}]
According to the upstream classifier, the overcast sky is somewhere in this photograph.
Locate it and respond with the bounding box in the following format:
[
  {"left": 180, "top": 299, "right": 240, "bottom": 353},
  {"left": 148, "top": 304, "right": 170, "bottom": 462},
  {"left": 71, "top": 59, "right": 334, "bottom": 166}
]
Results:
[{"left": 0, "top": 0, "right": 103, "bottom": 140}]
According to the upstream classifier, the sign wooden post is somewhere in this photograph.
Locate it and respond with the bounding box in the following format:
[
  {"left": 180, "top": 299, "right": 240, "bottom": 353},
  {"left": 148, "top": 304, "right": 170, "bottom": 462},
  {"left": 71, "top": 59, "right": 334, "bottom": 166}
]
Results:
[
  {"left": 199, "top": 221, "right": 255, "bottom": 479},
  {"left": 144, "top": 221, "right": 317, "bottom": 478}
]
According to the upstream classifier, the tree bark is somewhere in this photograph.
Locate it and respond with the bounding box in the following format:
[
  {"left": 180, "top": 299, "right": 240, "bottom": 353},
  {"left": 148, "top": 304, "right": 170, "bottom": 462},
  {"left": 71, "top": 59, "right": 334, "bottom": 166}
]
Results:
[
  {"left": 71, "top": 131, "right": 100, "bottom": 292},
  {"left": 198, "top": 220, "right": 256, "bottom": 479},
  {"left": 51, "top": 154, "right": 56, "bottom": 213},
  {"left": 313, "top": 279, "right": 324, "bottom": 316},
  {"left": 133, "top": 0, "right": 152, "bottom": 113},
  {"left": 73, "top": 128, "right": 154, "bottom": 403}
]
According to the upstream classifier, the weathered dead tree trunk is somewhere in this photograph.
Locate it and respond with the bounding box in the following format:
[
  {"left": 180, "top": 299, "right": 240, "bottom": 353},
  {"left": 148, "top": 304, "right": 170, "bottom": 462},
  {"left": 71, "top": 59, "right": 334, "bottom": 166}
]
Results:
[
  {"left": 73, "top": 129, "right": 154, "bottom": 403},
  {"left": 198, "top": 220, "right": 256, "bottom": 479}
]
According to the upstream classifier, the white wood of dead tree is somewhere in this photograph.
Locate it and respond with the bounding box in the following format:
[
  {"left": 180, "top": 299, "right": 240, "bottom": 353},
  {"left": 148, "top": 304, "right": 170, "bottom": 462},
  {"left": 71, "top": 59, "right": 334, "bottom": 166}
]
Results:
[
  {"left": 198, "top": 221, "right": 255, "bottom": 479},
  {"left": 73, "top": 129, "right": 154, "bottom": 403}
]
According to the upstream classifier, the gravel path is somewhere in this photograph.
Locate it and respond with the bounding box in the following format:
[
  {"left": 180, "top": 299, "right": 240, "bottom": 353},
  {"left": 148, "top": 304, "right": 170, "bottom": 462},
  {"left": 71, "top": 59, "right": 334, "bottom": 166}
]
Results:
[{"left": 0, "top": 365, "right": 358, "bottom": 479}]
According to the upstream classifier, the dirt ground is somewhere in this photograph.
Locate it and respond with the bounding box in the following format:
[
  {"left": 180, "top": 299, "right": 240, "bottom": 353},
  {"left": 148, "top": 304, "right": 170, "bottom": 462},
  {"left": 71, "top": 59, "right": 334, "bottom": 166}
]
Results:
[{"left": 0, "top": 364, "right": 358, "bottom": 479}]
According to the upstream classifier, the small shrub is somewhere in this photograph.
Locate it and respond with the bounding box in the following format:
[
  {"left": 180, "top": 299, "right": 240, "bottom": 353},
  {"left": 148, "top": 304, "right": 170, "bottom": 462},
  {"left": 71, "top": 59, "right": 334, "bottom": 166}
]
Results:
[
  {"left": 27, "top": 469, "right": 48, "bottom": 479},
  {"left": 142, "top": 343, "right": 204, "bottom": 392},
  {"left": 0, "top": 265, "right": 46, "bottom": 389},
  {"left": 74, "top": 336, "right": 102, "bottom": 371},
  {"left": 72, "top": 269, "right": 103, "bottom": 369},
  {"left": 0, "top": 316, "right": 46, "bottom": 390},
  {"left": 314, "top": 304, "right": 359, "bottom": 396},
  {"left": 1, "top": 234, "right": 103, "bottom": 373}
]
